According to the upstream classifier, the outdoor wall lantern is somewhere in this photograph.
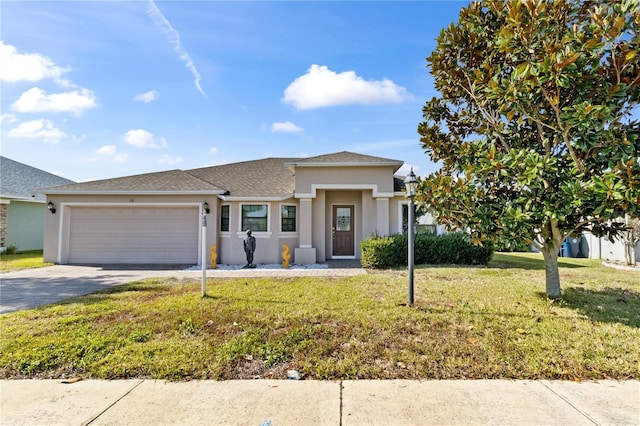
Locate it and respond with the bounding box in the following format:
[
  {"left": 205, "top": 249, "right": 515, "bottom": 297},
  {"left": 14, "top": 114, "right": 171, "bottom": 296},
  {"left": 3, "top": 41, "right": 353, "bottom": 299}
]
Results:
[
  {"left": 47, "top": 201, "right": 56, "bottom": 214},
  {"left": 203, "top": 201, "right": 210, "bottom": 214},
  {"left": 404, "top": 168, "right": 418, "bottom": 307}
]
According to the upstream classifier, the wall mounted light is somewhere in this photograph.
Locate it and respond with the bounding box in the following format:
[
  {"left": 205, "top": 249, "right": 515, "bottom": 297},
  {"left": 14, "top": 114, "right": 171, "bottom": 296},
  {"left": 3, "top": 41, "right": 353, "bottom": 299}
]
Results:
[
  {"left": 47, "top": 201, "right": 56, "bottom": 214},
  {"left": 203, "top": 201, "right": 210, "bottom": 214}
]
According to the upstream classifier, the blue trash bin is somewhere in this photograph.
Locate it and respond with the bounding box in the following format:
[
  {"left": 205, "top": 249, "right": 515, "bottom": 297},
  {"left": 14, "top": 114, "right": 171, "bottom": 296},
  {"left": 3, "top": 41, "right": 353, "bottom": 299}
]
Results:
[{"left": 561, "top": 240, "right": 571, "bottom": 257}]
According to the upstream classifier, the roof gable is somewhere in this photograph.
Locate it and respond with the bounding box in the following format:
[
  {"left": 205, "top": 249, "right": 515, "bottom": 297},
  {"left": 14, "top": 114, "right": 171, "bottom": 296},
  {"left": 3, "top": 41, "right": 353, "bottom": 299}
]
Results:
[{"left": 284, "top": 151, "right": 403, "bottom": 170}]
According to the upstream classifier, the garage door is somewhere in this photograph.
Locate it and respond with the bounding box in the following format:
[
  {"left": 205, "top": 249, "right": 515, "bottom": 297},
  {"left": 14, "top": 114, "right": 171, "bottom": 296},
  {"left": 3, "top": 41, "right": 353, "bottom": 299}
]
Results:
[{"left": 68, "top": 206, "right": 199, "bottom": 264}]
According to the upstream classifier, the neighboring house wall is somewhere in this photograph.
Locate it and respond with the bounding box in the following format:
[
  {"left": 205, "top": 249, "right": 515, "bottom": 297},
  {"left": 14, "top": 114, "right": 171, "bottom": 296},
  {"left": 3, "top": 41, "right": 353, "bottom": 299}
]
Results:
[
  {"left": 5, "top": 201, "right": 45, "bottom": 251},
  {"left": 0, "top": 202, "right": 7, "bottom": 248},
  {"left": 577, "top": 232, "right": 640, "bottom": 264},
  {"left": 1, "top": 156, "right": 75, "bottom": 252}
]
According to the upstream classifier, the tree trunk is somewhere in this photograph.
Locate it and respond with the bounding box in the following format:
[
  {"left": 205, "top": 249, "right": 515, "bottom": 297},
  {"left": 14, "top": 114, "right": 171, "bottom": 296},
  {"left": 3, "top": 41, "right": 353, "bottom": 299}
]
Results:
[{"left": 540, "top": 245, "right": 561, "bottom": 299}]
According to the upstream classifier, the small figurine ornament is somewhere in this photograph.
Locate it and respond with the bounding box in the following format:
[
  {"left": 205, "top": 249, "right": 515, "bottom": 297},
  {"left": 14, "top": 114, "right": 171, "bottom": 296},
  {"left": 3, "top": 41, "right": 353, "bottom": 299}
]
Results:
[
  {"left": 210, "top": 245, "right": 218, "bottom": 269},
  {"left": 281, "top": 244, "right": 290, "bottom": 269}
]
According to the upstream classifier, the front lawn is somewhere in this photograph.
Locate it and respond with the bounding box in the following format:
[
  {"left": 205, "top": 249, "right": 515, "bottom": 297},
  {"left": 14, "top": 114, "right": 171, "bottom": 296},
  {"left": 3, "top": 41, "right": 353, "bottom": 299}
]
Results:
[
  {"left": 0, "top": 250, "right": 53, "bottom": 272},
  {"left": 1, "top": 253, "right": 638, "bottom": 380}
]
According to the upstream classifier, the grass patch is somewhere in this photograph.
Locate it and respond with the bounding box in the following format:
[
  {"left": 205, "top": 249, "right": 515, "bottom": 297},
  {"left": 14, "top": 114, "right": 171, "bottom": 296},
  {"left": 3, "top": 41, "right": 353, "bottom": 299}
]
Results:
[
  {"left": 0, "top": 250, "right": 53, "bottom": 272},
  {"left": 1, "top": 253, "right": 638, "bottom": 381}
]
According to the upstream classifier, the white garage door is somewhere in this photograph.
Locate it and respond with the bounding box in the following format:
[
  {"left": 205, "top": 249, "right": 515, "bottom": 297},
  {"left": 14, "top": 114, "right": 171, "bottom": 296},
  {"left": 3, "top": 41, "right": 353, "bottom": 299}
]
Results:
[{"left": 68, "top": 206, "right": 199, "bottom": 264}]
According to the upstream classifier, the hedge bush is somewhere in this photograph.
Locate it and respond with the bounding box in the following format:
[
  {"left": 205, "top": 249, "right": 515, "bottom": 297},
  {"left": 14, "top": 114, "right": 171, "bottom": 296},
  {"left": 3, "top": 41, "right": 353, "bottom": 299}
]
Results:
[{"left": 360, "top": 232, "right": 493, "bottom": 269}]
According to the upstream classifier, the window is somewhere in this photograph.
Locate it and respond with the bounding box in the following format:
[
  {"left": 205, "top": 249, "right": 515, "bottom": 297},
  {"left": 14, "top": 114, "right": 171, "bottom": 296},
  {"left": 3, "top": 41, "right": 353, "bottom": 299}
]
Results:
[
  {"left": 220, "top": 205, "right": 229, "bottom": 232},
  {"left": 402, "top": 204, "right": 411, "bottom": 234},
  {"left": 242, "top": 204, "right": 268, "bottom": 232},
  {"left": 281, "top": 205, "right": 296, "bottom": 232},
  {"left": 402, "top": 204, "right": 436, "bottom": 235}
]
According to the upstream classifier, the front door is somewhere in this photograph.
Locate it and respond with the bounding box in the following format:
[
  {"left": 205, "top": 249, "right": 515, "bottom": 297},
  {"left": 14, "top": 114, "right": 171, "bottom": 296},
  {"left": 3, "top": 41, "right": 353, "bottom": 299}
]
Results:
[{"left": 333, "top": 205, "right": 354, "bottom": 257}]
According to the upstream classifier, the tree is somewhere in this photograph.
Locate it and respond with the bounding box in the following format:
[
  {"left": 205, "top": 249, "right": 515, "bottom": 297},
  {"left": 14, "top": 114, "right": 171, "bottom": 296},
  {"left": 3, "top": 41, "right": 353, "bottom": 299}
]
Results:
[
  {"left": 417, "top": 0, "right": 639, "bottom": 298},
  {"left": 622, "top": 214, "right": 640, "bottom": 265}
]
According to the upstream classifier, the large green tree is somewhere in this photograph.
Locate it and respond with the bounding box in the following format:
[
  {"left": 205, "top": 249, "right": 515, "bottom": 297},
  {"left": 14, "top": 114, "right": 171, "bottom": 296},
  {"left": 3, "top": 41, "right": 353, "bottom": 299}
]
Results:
[{"left": 417, "top": 0, "right": 639, "bottom": 297}]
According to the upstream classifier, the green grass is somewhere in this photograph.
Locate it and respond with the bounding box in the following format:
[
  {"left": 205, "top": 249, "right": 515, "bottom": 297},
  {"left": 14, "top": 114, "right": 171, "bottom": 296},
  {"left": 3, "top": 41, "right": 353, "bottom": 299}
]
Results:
[
  {"left": 1, "top": 253, "right": 638, "bottom": 381},
  {"left": 0, "top": 250, "right": 53, "bottom": 272}
]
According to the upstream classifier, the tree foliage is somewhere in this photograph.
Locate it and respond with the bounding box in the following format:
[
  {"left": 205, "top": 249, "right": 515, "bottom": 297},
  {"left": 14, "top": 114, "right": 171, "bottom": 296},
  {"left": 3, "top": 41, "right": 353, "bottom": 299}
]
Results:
[{"left": 417, "top": 0, "right": 639, "bottom": 297}]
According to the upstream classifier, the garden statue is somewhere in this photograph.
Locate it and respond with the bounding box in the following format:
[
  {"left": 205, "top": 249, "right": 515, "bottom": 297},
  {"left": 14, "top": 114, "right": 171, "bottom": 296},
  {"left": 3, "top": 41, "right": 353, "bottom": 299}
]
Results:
[
  {"left": 281, "top": 244, "right": 290, "bottom": 269},
  {"left": 243, "top": 230, "right": 256, "bottom": 268}
]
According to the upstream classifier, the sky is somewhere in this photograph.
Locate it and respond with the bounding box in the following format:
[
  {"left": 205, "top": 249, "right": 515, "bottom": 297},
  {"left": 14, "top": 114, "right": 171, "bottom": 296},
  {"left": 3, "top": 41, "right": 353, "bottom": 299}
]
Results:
[{"left": 1, "top": 1, "right": 470, "bottom": 183}]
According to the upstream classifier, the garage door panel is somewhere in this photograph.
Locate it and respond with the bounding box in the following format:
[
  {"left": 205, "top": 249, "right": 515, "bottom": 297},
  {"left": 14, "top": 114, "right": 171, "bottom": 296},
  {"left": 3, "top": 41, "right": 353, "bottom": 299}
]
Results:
[{"left": 68, "top": 207, "right": 199, "bottom": 264}]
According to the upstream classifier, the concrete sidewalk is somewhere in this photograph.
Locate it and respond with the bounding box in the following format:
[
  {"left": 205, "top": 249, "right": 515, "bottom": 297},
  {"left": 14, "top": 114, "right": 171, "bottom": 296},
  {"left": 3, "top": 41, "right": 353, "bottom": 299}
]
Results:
[{"left": 1, "top": 379, "right": 638, "bottom": 425}]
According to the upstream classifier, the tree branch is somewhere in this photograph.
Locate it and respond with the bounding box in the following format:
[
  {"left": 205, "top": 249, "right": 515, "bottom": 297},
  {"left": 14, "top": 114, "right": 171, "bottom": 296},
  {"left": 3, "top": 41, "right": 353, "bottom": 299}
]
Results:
[{"left": 460, "top": 72, "right": 511, "bottom": 153}]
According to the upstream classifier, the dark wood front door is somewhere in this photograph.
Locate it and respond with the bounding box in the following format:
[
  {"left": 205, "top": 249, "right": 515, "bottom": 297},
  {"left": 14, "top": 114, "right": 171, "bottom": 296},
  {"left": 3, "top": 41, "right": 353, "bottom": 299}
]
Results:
[{"left": 333, "top": 205, "right": 354, "bottom": 256}]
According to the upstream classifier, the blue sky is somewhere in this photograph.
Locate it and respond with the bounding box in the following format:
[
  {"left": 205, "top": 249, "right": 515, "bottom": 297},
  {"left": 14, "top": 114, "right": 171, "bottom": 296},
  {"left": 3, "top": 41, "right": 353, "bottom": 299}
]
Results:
[{"left": 1, "top": 1, "right": 468, "bottom": 182}]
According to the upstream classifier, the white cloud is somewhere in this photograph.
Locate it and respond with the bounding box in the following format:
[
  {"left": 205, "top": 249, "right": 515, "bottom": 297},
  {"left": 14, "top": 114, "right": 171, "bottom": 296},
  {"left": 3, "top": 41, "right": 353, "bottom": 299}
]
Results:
[
  {"left": 124, "top": 129, "right": 167, "bottom": 148},
  {"left": 96, "top": 145, "right": 117, "bottom": 156},
  {"left": 147, "top": 1, "right": 206, "bottom": 98},
  {"left": 209, "top": 147, "right": 219, "bottom": 155},
  {"left": 7, "top": 119, "right": 66, "bottom": 143},
  {"left": 11, "top": 87, "right": 97, "bottom": 115},
  {"left": 283, "top": 64, "right": 409, "bottom": 110},
  {"left": 271, "top": 121, "right": 303, "bottom": 133},
  {"left": 134, "top": 90, "right": 160, "bottom": 103},
  {"left": 95, "top": 145, "right": 128, "bottom": 163},
  {"left": 0, "top": 113, "right": 18, "bottom": 124},
  {"left": 159, "top": 154, "right": 183, "bottom": 165},
  {"left": 0, "top": 41, "right": 70, "bottom": 85},
  {"left": 113, "top": 153, "right": 129, "bottom": 163}
]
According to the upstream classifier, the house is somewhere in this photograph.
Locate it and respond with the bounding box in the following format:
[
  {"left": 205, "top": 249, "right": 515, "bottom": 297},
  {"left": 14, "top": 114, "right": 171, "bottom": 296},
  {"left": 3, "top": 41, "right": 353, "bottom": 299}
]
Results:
[
  {"left": 43, "top": 151, "right": 422, "bottom": 266},
  {"left": 1, "top": 156, "right": 75, "bottom": 252}
]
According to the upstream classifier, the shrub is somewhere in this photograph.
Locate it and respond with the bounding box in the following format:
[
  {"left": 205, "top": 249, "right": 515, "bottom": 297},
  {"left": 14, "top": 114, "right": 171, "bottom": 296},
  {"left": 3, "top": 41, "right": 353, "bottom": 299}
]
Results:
[
  {"left": 361, "top": 232, "right": 493, "bottom": 269},
  {"left": 3, "top": 245, "right": 18, "bottom": 255}
]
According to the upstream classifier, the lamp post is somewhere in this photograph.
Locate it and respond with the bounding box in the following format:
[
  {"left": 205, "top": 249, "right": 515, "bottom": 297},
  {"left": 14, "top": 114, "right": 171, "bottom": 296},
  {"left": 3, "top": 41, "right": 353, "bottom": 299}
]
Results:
[
  {"left": 404, "top": 168, "right": 418, "bottom": 307},
  {"left": 201, "top": 203, "right": 208, "bottom": 297}
]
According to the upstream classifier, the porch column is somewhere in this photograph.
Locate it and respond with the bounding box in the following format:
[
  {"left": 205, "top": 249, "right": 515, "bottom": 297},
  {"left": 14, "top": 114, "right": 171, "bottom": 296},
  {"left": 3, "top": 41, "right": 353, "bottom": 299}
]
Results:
[
  {"left": 376, "top": 197, "right": 390, "bottom": 236},
  {"left": 295, "top": 198, "right": 316, "bottom": 264}
]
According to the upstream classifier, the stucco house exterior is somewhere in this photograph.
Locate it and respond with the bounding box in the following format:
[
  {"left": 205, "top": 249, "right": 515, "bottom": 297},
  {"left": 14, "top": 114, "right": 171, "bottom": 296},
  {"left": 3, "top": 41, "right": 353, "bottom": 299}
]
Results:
[
  {"left": 1, "top": 156, "right": 74, "bottom": 252},
  {"left": 43, "top": 151, "right": 417, "bottom": 266}
]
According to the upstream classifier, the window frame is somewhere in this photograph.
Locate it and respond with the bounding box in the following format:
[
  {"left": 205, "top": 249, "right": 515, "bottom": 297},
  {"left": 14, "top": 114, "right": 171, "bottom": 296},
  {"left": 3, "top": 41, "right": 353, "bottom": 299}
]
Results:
[
  {"left": 240, "top": 203, "right": 269, "bottom": 233},
  {"left": 280, "top": 204, "right": 297, "bottom": 233},
  {"left": 220, "top": 204, "right": 230, "bottom": 232}
]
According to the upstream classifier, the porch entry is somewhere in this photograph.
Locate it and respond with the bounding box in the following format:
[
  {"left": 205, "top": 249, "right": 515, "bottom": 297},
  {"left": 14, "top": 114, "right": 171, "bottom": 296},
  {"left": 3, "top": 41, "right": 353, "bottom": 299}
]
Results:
[{"left": 332, "top": 205, "right": 354, "bottom": 257}]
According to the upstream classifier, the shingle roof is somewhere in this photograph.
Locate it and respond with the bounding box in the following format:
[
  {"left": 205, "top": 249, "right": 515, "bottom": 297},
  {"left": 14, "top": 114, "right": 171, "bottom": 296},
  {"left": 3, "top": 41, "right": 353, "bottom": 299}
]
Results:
[
  {"left": 44, "top": 151, "right": 404, "bottom": 198},
  {"left": 47, "top": 169, "right": 223, "bottom": 193},
  {"left": 0, "top": 156, "right": 75, "bottom": 201},
  {"left": 187, "top": 157, "right": 296, "bottom": 198},
  {"left": 286, "top": 151, "right": 403, "bottom": 168}
]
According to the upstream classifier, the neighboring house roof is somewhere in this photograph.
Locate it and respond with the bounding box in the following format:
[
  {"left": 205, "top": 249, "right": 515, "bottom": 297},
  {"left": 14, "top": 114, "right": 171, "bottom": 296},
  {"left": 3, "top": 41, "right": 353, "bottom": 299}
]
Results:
[
  {"left": 0, "top": 156, "right": 75, "bottom": 202},
  {"left": 45, "top": 151, "right": 404, "bottom": 199}
]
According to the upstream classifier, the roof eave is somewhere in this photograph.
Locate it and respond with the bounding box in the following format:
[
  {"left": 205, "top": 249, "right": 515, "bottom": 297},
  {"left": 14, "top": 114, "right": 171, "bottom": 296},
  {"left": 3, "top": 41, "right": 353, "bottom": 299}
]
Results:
[
  {"left": 45, "top": 190, "right": 227, "bottom": 195},
  {"left": 284, "top": 161, "right": 403, "bottom": 168},
  {"left": 218, "top": 194, "right": 295, "bottom": 202}
]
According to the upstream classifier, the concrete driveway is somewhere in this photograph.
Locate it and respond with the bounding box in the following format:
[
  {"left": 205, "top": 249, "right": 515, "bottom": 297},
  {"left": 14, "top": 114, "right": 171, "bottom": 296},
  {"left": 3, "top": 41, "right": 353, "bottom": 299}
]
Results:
[
  {"left": 0, "top": 264, "right": 365, "bottom": 314},
  {"left": 0, "top": 265, "right": 200, "bottom": 314}
]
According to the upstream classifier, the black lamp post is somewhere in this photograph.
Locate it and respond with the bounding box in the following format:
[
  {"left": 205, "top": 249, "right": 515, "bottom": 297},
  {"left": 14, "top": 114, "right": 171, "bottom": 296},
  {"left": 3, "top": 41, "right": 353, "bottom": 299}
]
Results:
[{"left": 404, "top": 168, "right": 418, "bottom": 307}]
